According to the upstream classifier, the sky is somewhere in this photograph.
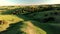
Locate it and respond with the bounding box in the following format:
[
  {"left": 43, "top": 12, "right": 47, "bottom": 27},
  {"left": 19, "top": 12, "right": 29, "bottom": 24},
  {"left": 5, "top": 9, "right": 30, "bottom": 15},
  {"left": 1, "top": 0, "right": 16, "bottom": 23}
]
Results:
[{"left": 0, "top": 0, "right": 60, "bottom": 6}]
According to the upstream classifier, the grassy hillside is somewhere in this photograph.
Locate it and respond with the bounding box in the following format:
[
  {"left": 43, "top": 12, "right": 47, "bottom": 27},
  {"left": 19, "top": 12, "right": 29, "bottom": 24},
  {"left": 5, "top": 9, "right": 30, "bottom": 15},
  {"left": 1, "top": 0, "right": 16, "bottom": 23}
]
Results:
[{"left": 0, "top": 4, "right": 60, "bottom": 34}]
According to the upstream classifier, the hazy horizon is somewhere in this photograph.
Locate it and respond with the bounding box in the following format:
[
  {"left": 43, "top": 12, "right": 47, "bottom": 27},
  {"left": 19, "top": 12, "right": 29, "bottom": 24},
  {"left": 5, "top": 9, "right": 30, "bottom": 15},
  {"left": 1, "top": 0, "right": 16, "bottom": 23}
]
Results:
[{"left": 0, "top": 0, "right": 60, "bottom": 6}]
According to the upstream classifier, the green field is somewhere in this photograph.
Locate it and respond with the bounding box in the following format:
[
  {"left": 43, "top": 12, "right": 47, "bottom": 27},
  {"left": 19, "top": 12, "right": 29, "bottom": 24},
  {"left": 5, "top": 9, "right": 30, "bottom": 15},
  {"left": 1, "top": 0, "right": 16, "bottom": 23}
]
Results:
[{"left": 0, "top": 4, "right": 60, "bottom": 34}]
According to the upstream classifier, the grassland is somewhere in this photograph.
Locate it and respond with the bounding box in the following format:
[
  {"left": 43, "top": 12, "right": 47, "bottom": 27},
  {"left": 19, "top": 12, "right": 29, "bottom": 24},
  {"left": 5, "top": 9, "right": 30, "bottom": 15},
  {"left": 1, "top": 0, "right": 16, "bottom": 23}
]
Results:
[{"left": 0, "top": 4, "right": 60, "bottom": 34}]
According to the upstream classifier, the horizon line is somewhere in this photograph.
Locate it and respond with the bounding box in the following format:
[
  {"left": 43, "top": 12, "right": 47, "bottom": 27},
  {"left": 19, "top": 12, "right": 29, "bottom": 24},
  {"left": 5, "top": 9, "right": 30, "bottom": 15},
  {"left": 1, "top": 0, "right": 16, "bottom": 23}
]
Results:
[{"left": 0, "top": 4, "right": 60, "bottom": 6}]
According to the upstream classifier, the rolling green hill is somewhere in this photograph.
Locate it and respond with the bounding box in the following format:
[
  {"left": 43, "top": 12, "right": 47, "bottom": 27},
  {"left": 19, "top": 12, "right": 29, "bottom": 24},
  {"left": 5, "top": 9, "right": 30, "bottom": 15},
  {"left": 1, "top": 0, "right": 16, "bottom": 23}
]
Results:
[{"left": 0, "top": 4, "right": 60, "bottom": 34}]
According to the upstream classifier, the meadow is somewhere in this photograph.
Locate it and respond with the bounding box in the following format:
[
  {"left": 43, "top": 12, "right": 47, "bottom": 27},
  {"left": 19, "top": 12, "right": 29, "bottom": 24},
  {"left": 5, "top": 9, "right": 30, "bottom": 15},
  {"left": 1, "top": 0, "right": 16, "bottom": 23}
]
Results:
[{"left": 0, "top": 4, "right": 60, "bottom": 34}]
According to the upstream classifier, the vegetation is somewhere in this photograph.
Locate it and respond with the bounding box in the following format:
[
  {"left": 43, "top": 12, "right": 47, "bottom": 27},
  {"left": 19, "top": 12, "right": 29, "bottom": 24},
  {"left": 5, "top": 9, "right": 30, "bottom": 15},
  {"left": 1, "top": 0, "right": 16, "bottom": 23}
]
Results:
[{"left": 0, "top": 4, "right": 60, "bottom": 34}]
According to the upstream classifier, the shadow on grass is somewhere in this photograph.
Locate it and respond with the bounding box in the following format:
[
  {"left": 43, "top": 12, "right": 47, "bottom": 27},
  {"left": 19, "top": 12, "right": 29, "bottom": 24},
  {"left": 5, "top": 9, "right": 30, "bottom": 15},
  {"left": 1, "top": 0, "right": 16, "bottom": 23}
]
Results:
[
  {"left": 1, "top": 13, "right": 60, "bottom": 34},
  {"left": 0, "top": 21, "right": 26, "bottom": 34},
  {"left": 17, "top": 15, "right": 60, "bottom": 34},
  {"left": 31, "top": 22, "right": 54, "bottom": 34}
]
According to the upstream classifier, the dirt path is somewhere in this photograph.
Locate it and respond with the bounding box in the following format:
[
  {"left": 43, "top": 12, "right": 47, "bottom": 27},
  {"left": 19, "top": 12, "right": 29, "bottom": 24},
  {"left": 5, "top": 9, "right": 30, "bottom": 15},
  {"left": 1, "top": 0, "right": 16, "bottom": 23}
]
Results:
[
  {"left": 25, "top": 21, "right": 36, "bottom": 34},
  {"left": 22, "top": 21, "right": 46, "bottom": 34}
]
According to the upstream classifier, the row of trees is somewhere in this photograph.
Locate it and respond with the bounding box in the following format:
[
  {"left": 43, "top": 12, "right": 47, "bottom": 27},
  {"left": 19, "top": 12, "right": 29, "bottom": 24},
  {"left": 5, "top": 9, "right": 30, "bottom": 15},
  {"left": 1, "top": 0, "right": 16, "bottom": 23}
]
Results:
[{"left": 2, "top": 5, "right": 60, "bottom": 15}]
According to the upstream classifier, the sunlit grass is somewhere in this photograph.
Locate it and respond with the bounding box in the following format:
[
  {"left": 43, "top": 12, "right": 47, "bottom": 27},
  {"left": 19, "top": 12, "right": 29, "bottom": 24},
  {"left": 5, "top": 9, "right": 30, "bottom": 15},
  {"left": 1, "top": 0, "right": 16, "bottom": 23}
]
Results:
[
  {"left": 21, "top": 21, "right": 46, "bottom": 34},
  {"left": 0, "top": 15, "right": 24, "bottom": 32}
]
